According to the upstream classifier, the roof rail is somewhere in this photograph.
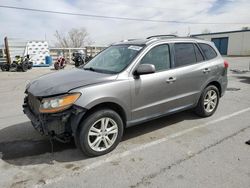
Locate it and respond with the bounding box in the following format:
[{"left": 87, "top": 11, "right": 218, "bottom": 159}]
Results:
[{"left": 146, "top": 35, "right": 178, "bottom": 39}]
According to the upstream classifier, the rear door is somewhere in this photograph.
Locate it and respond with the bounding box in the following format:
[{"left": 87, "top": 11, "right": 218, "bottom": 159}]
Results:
[{"left": 170, "top": 42, "right": 209, "bottom": 108}]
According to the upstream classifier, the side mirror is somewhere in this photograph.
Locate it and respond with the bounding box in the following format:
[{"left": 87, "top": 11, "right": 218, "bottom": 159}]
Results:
[{"left": 134, "top": 64, "right": 156, "bottom": 77}]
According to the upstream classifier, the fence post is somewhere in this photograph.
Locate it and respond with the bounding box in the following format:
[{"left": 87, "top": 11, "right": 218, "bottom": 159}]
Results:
[{"left": 69, "top": 48, "right": 71, "bottom": 64}]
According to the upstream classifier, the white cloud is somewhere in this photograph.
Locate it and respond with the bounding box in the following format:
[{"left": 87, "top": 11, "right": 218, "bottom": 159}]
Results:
[{"left": 0, "top": 0, "right": 249, "bottom": 46}]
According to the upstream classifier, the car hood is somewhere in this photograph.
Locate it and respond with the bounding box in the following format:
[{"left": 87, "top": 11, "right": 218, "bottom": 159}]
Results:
[{"left": 27, "top": 68, "right": 117, "bottom": 97}]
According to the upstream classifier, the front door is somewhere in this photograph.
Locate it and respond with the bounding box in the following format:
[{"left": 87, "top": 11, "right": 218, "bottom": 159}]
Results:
[{"left": 130, "top": 44, "right": 176, "bottom": 122}]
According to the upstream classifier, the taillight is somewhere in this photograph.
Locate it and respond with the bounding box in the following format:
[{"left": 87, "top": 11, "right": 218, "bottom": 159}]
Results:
[{"left": 224, "top": 60, "right": 229, "bottom": 68}]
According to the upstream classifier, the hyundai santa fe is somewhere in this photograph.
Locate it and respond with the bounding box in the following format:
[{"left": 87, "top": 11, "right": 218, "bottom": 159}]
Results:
[{"left": 23, "top": 35, "right": 228, "bottom": 156}]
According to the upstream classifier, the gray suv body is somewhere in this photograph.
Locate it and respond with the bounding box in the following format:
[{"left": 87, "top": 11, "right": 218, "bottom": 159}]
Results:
[{"left": 23, "top": 36, "right": 228, "bottom": 156}]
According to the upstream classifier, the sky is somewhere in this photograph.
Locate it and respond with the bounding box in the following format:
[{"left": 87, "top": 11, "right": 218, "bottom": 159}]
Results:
[{"left": 0, "top": 0, "right": 249, "bottom": 46}]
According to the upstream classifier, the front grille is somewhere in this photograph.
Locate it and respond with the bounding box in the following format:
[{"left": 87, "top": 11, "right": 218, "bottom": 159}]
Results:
[
  {"left": 27, "top": 93, "right": 41, "bottom": 114},
  {"left": 47, "top": 120, "right": 66, "bottom": 135}
]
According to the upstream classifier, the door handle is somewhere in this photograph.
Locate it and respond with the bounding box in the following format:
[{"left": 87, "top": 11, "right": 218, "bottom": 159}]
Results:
[
  {"left": 203, "top": 68, "right": 211, "bottom": 73},
  {"left": 166, "top": 77, "right": 176, "bottom": 83}
]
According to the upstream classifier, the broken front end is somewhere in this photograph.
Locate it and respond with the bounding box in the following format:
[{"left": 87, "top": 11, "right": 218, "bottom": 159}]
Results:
[{"left": 23, "top": 92, "right": 86, "bottom": 143}]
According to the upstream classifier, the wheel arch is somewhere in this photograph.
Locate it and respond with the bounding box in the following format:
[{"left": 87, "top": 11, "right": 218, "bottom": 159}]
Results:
[
  {"left": 83, "top": 102, "right": 127, "bottom": 126},
  {"left": 74, "top": 101, "right": 128, "bottom": 144},
  {"left": 206, "top": 81, "right": 222, "bottom": 97},
  {"left": 195, "top": 80, "right": 222, "bottom": 107},
  {"left": 194, "top": 80, "right": 221, "bottom": 117}
]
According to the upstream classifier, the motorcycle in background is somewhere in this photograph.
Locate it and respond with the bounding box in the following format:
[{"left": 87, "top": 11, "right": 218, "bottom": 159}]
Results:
[
  {"left": 1, "top": 54, "right": 33, "bottom": 72},
  {"left": 72, "top": 50, "right": 92, "bottom": 67},
  {"left": 54, "top": 52, "right": 67, "bottom": 70}
]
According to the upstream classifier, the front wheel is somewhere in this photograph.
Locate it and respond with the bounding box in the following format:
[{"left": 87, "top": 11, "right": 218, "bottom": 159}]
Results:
[
  {"left": 28, "top": 61, "right": 33, "bottom": 69},
  {"left": 21, "top": 62, "right": 28, "bottom": 72},
  {"left": 10, "top": 63, "right": 18, "bottom": 72},
  {"left": 54, "top": 62, "right": 59, "bottom": 70},
  {"left": 194, "top": 85, "right": 219, "bottom": 117},
  {"left": 77, "top": 109, "right": 124, "bottom": 157}
]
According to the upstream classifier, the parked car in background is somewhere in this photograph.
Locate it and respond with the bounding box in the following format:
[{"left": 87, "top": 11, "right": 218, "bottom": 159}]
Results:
[{"left": 23, "top": 35, "right": 228, "bottom": 157}]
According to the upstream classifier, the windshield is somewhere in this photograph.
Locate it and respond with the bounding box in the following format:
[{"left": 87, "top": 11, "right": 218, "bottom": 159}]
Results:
[{"left": 83, "top": 44, "right": 144, "bottom": 74}]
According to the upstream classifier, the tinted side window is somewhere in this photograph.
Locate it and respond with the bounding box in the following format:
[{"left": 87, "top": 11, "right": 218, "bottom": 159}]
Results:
[
  {"left": 194, "top": 44, "right": 204, "bottom": 62},
  {"left": 140, "top": 44, "right": 170, "bottom": 72},
  {"left": 174, "top": 43, "right": 196, "bottom": 67},
  {"left": 198, "top": 43, "right": 217, "bottom": 60}
]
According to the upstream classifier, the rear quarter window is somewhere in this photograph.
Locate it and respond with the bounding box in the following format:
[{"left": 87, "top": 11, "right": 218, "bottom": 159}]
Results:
[
  {"left": 194, "top": 44, "right": 204, "bottom": 62},
  {"left": 198, "top": 43, "right": 217, "bottom": 60}
]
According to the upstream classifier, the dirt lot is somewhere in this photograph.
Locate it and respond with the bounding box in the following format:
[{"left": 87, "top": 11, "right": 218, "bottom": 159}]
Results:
[{"left": 0, "top": 57, "right": 250, "bottom": 188}]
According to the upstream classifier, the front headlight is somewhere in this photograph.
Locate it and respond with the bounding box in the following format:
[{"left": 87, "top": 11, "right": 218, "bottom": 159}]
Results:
[{"left": 39, "top": 93, "right": 81, "bottom": 113}]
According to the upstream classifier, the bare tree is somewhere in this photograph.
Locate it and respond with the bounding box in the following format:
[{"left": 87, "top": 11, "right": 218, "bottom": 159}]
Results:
[
  {"left": 54, "top": 30, "right": 69, "bottom": 48},
  {"left": 54, "top": 28, "right": 91, "bottom": 48}
]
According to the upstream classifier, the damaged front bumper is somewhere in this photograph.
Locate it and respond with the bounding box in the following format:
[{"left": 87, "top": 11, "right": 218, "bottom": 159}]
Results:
[{"left": 23, "top": 96, "right": 86, "bottom": 142}]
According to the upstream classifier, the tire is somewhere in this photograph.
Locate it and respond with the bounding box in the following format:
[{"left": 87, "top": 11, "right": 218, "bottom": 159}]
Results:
[
  {"left": 195, "top": 85, "right": 220, "bottom": 117},
  {"left": 28, "top": 61, "right": 33, "bottom": 69},
  {"left": 75, "top": 61, "right": 80, "bottom": 67},
  {"left": 10, "top": 63, "right": 18, "bottom": 72},
  {"left": 21, "top": 62, "right": 28, "bottom": 72},
  {"left": 1, "top": 63, "right": 10, "bottom": 71},
  {"left": 54, "top": 62, "right": 59, "bottom": 70},
  {"left": 77, "top": 109, "right": 124, "bottom": 157}
]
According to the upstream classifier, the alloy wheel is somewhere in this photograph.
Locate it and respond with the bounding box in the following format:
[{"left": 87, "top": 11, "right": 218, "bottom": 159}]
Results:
[
  {"left": 87, "top": 117, "right": 118, "bottom": 152},
  {"left": 204, "top": 89, "right": 218, "bottom": 113}
]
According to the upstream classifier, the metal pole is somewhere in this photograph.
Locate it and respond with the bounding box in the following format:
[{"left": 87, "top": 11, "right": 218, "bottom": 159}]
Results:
[
  {"left": 69, "top": 48, "right": 71, "bottom": 64},
  {"left": 4, "top": 37, "right": 11, "bottom": 64}
]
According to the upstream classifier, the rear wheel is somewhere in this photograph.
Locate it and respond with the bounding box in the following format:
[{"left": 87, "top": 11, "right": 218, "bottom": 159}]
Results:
[
  {"left": 28, "top": 61, "right": 33, "bottom": 69},
  {"left": 9, "top": 63, "right": 18, "bottom": 72},
  {"left": 195, "top": 85, "right": 219, "bottom": 117},
  {"left": 77, "top": 109, "right": 124, "bottom": 157},
  {"left": 1, "top": 63, "right": 10, "bottom": 71},
  {"left": 54, "top": 62, "right": 59, "bottom": 70},
  {"left": 75, "top": 60, "right": 82, "bottom": 67},
  {"left": 21, "top": 62, "right": 28, "bottom": 72}
]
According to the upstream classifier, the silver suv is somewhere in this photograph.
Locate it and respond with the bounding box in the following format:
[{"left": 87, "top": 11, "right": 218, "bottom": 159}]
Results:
[{"left": 23, "top": 35, "right": 228, "bottom": 156}]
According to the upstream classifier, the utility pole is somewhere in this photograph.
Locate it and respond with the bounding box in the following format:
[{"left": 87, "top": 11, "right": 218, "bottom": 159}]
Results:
[{"left": 187, "top": 26, "right": 190, "bottom": 36}]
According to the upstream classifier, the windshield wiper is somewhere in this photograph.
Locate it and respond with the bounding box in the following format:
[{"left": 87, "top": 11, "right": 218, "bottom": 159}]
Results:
[
  {"left": 83, "top": 67, "right": 96, "bottom": 72},
  {"left": 83, "top": 67, "right": 117, "bottom": 74}
]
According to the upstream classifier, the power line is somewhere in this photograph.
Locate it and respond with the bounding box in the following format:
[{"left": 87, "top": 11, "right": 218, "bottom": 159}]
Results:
[
  {"left": 0, "top": 5, "right": 249, "bottom": 25},
  {"left": 92, "top": 0, "right": 215, "bottom": 11},
  {"left": 92, "top": 0, "right": 185, "bottom": 11}
]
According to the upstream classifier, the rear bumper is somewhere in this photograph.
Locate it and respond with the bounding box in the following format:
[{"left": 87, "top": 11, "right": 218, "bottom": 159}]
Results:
[
  {"left": 221, "top": 80, "right": 227, "bottom": 97},
  {"left": 220, "top": 74, "right": 228, "bottom": 97},
  {"left": 23, "top": 97, "right": 86, "bottom": 142}
]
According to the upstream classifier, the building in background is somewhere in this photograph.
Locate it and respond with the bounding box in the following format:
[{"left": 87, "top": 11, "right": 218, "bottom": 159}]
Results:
[
  {"left": 50, "top": 45, "right": 106, "bottom": 63},
  {"left": 0, "top": 37, "right": 106, "bottom": 66},
  {"left": 1, "top": 37, "right": 50, "bottom": 67},
  {"left": 25, "top": 41, "right": 50, "bottom": 66},
  {"left": 0, "top": 45, "right": 6, "bottom": 66},
  {"left": 86, "top": 45, "right": 106, "bottom": 57},
  {"left": 0, "top": 46, "right": 4, "bottom": 58},
  {"left": 192, "top": 29, "right": 250, "bottom": 56}
]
